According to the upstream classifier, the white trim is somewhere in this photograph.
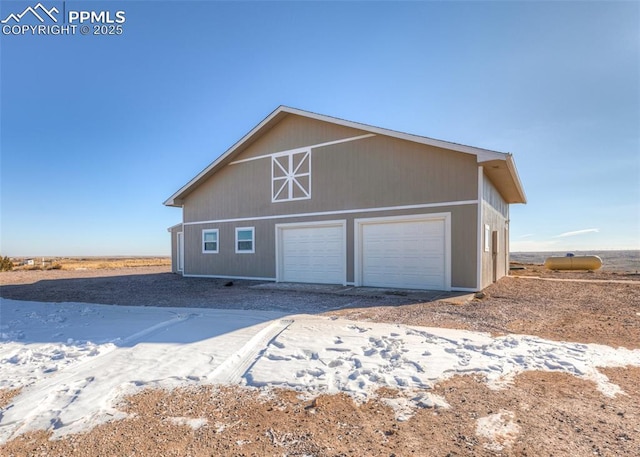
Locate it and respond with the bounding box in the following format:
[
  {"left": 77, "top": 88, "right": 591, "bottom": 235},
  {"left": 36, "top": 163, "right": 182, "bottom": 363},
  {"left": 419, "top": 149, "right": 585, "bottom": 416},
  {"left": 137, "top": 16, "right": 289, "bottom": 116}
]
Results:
[
  {"left": 505, "top": 205, "right": 510, "bottom": 273},
  {"left": 276, "top": 107, "right": 506, "bottom": 160},
  {"left": 183, "top": 274, "right": 275, "bottom": 281},
  {"left": 476, "top": 166, "right": 484, "bottom": 291},
  {"left": 235, "top": 226, "right": 255, "bottom": 254},
  {"left": 275, "top": 219, "right": 347, "bottom": 286},
  {"left": 177, "top": 232, "right": 184, "bottom": 273},
  {"left": 505, "top": 154, "right": 527, "bottom": 203},
  {"left": 230, "top": 133, "right": 375, "bottom": 165},
  {"left": 202, "top": 228, "right": 219, "bottom": 254},
  {"left": 354, "top": 212, "right": 452, "bottom": 291},
  {"left": 183, "top": 200, "right": 478, "bottom": 227},
  {"left": 271, "top": 149, "right": 312, "bottom": 202}
]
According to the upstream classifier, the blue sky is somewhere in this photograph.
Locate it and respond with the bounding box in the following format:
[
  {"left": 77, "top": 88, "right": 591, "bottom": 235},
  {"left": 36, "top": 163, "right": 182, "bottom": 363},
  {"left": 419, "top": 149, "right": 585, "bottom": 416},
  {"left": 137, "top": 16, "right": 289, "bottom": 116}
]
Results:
[{"left": 1, "top": 0, "right": 638, "bottom": 256}]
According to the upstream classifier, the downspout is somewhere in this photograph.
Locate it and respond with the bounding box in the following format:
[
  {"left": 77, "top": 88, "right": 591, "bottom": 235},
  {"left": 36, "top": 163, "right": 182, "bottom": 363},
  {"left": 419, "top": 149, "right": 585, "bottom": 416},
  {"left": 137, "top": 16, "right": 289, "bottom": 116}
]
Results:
[
  {"left": 181, "top": 206, "right": 185, "bottom": 275},
  {"left": 476, "top": 166, "right": 484, "bottom": 291},
  {"left": 505, "top": 205, "right": 510, "bottom": 278}
]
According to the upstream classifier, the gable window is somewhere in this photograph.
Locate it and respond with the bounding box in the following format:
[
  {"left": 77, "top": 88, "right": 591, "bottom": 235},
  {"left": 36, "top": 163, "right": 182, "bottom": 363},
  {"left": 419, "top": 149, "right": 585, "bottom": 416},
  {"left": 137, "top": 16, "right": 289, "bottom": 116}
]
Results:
[
  {"left": 236, "top": 227, "right": 255, "bottom": 253},
  {"left": 202, "top": 229, "right": 219, "bottom": 253},
  {"left": 272, "top": 149, "right": 311, "bottom": 202}
]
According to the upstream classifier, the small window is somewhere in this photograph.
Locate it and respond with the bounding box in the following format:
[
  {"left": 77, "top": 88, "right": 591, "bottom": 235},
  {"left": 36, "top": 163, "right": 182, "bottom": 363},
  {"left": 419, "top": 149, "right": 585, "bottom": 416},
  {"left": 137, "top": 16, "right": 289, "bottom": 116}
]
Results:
[
  {"left": 484, "top": 224, "right": 490, "bottom": 252},
  {"left": 236, "top": 227, "right": 255, "bottom": 253},
  {"left": 202, "top": 229, "right": 219, "bottom": 253}
]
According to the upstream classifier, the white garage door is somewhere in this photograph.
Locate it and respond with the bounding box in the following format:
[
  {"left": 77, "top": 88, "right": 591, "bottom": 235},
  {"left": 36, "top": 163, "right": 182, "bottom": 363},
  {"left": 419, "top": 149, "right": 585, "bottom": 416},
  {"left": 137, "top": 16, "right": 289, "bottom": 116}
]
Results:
[
  {"left": 278, "top": 223, "right": 345, "bottom": 284},
  {"left": 360, "top": 217, "right": 447, "bottom": 290}
]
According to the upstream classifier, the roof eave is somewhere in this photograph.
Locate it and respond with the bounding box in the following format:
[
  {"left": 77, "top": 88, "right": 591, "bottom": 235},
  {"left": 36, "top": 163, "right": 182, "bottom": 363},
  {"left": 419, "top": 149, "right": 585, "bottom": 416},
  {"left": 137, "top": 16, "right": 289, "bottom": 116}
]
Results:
[
  {"left": 506, "top": 154, "right": 527, "bottom": 204},
  {"left": 280, "top": 106, "right": 510, "bottom": 159},
  {"left": 479, "top": 154, "right": 527, "bottom": 204},
  {"left": 163, "top": 106, "right": 290, "bottom": 207},
  {"left": 163, "top": 198, "right": 183, "bottom": 207},
  {"left": 166, "top": 222, "right": 183, "bottom": 232}
]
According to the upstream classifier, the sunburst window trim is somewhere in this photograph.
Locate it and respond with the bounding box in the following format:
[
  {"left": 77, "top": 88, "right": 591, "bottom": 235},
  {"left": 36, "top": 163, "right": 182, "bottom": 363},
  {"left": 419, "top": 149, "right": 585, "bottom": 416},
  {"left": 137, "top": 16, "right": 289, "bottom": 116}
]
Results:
[{"left": 271, "top": 149, "right": 312, "bottom": 202}]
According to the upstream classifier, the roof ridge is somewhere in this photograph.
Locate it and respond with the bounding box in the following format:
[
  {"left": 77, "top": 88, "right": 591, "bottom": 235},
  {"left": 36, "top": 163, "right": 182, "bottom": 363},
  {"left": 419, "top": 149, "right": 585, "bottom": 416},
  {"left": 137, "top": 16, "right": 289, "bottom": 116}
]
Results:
[{"left": 277, "top": 105, "right": 508, "bottom": 156}]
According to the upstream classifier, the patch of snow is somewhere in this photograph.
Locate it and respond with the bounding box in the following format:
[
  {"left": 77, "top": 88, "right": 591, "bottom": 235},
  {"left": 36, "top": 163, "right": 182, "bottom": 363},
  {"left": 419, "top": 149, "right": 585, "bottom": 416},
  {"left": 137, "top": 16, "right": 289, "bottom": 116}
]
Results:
[
  {"left": 0, "top": 298, "right": 639, "bottom": 443},
  {"left": 166, "top": 416, "right": 208, "bottom": 430},
  {"left": 380, "top": 393, "right": 449, "bottom": 421},
  {"left": 476, "top": 409, "right": 520, "bottom": 451}
]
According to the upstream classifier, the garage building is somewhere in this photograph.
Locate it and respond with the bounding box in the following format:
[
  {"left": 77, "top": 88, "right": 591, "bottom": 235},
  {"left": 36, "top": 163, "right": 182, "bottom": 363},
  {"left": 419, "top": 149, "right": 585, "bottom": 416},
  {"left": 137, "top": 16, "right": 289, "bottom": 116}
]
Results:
[{"left": 164, "top": 106, "right": 526, "bottom": 291}]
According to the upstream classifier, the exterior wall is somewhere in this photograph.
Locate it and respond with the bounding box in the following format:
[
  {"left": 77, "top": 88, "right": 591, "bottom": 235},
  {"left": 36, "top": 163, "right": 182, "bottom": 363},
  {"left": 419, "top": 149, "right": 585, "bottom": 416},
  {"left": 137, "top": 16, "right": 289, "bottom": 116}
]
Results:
[
  {"left": 183, "top": 115, "right": 478, "bottom": 223},
  {"left": 174, "top": 113, "right": 490, "bottom": 290},
  {"left": 232, "top": 114, "right": 368, "bottom": 163},
  {"left": 482, "top": 173, "right": 509, "bottom": 218},
  {"left": 181, "top": 204, "right": 478, "bottom": 290},
  {"left": 168, "top": 225, "right": 182, "bottom": 274},
  {"left": 480, "top": 175, "right": 509, "bottom": 289}
]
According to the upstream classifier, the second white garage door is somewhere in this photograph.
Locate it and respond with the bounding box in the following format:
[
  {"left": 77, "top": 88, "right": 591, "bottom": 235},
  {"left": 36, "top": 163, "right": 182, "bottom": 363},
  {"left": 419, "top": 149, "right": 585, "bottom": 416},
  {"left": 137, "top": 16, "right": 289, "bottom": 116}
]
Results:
[
  {"left": 277, "top": 222, "right": 346, "bottom": 285},
  {"left": 358, "top": 215, "right": 449, "bottom": 290}
]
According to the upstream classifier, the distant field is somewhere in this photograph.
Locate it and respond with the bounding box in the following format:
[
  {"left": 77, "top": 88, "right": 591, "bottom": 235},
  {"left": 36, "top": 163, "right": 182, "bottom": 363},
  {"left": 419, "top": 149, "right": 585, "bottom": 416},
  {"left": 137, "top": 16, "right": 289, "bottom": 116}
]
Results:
[
  {"left": 7, "top": 251, "right": 638, "bottom": 273},
  {"left": 511, "top": 250, "right": 639, "bottom": 273},
  {"left": 10, "top": 257, "right": 171, "bottom": 271}
]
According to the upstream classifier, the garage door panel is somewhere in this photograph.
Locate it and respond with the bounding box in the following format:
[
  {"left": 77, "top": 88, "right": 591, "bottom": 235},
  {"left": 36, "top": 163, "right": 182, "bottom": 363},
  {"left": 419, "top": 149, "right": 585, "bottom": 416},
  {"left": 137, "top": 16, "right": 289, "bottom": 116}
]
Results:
[
  {"left": 280, "top": 224, "right": 345, "bottom": 284},
  {"left": 361, "top": 218, "right": 446, "bottom": 290}
]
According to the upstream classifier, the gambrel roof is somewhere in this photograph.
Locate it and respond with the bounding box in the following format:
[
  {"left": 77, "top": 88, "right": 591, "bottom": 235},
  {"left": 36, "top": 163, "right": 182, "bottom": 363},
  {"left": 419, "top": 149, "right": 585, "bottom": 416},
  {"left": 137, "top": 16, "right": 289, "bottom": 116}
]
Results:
[{"left": 164, "top": 106, "right": 526, "bottom": 207}]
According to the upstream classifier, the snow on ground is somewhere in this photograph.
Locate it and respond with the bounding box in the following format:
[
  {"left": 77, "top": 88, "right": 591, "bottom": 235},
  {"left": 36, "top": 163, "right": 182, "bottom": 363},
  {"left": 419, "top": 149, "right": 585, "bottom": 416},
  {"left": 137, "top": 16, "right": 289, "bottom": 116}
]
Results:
[
  {"left": 1, "top": 298, "right": 639, "bottom": 443},
  {"left": 476, "top": 410, "right": 521, "bottom": 452}
]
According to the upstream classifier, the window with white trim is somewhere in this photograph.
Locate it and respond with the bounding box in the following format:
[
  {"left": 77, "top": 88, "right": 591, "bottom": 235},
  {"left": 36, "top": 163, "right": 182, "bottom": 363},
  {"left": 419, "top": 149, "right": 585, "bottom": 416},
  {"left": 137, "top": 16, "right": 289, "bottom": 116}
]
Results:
[
  {"left": 202, "top": 229, "right": 219, "bottom": 253},
  {"left": 272, "top": 149, "right": 311, "bottom": 202},
  {"left": 236, "top": 227, "right": 255, "bottom": 253}
]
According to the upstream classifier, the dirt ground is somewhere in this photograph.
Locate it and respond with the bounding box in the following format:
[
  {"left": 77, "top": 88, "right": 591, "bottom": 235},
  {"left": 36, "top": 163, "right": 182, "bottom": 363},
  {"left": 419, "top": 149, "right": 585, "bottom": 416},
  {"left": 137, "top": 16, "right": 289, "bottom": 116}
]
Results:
[
  {"left": 329, "top": 274, "right": 640, "bottom": 349},
  {"left": 1, "top": 266, "right": 639, "bottom": 456},
  {"left": 0, "top": 266, "right": 448, "bottom": 312}
]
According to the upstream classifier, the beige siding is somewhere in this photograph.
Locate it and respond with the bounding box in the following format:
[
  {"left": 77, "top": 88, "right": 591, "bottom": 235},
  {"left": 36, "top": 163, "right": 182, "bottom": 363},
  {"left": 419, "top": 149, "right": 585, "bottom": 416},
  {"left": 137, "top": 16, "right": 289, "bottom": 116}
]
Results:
[
  {"left": 184, "top": 221, "right": 275, "bottom": 279},
  {"left": 182, "top": 204, "right": 478, "bottom": 289},
  {"left": 316, "top": 136, "right": 477, "bottom": 210},
  {"left": 183, "top": 115, "right": 478, "bottom": 223},
  {"left": 450, "top": 205, "right": 479, "bottom": 289},
  {"left": 235, "top": 115, "right": 369, "bottom": 162},
  {"left": 173, "top": 113, "right": 498, "bottom": 290},
  {"left": 483, "top": 175, "right": 508, "bottom": 217},
  {"left": 480, "top": 175, "right": 509, "bottom": 289},
  {"left": 168, "top": 225, "right": 182, "bottom": 274}
]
